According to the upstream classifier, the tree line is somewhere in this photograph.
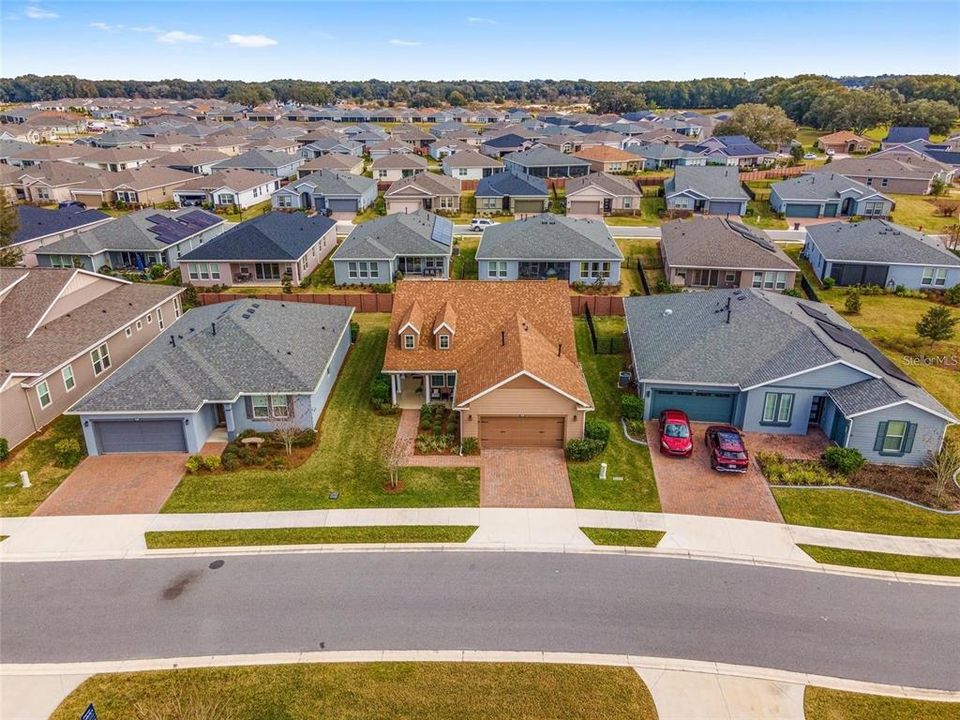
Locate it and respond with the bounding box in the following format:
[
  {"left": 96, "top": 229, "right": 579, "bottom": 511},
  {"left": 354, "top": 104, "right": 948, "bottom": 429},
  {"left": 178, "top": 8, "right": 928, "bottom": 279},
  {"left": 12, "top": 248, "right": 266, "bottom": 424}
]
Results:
[{"left": 2, "top": 74, "right": 957, "bottom": 133}]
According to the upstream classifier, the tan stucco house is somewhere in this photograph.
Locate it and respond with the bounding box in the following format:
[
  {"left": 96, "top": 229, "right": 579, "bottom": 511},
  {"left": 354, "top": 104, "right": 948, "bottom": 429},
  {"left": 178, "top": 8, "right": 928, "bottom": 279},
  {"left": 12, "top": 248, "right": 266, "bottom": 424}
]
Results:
[{"left": 383, "top": 280, "right": 593, "bottom": 448}]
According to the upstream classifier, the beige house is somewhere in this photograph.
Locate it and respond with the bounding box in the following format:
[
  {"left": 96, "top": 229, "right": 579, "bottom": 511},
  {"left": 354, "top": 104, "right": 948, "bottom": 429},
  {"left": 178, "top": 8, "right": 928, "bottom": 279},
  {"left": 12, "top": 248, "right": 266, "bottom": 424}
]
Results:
[
  {"left": 0, "top": 267, "right": 184, "bottom": 450},
  {"left": 565, "top": 173, "right": 642, "bottom": 217},
  {"left": 69, "top": 166, "right": 197, "bottom": 207},
  {"left": 297, "top": 154, "right": 365, "bottom": 178},
  {"left": 824, "top": 152, "right": 953, "bottom": 195},
  {"left": 660, "top": 217, "right": 799, "bottom": 292},
  {"left": 385, "top": 173, "right": 461, "bottom": 214},
  {"left": 18, "top": 162, "right": 107, "bottom": 205},
  {"left": 815, "top": 131, "right": 872, "bottom": 154},
  {"left": 572, "top": 146, "right": 642, "bottom": 174},
  {"left": 371, "top": 154, "right": 428, "bottom": 183},
  {"left": 383, "top": 280, "right": 593, "bottom": 448}
]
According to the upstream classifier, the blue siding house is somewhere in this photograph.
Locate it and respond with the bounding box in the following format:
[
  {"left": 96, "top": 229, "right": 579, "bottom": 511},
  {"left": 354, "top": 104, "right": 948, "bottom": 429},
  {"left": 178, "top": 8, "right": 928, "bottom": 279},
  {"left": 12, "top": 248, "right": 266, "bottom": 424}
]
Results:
[
  {"left": 70, "top": 300, "right": 354, "bottom": 455},
  {"left": 623, "top": 289, "right": 956, "bottom": 466}
]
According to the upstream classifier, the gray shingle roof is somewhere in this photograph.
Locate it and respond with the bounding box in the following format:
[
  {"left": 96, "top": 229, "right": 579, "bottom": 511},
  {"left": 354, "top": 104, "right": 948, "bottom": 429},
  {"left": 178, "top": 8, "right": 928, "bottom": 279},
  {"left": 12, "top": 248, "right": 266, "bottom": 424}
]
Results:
[
  {"left": 828, "top": 378, "right": 903, "bottom": 416},
  {"left": 476, "top": 214, "right": 623, "bottom": 261},
  {"left": 626, "top": 144, "right": 704, "bottom": 161},
  {"left": 503, "top": 146, "right": 591, "bottom": 168},
  {"left": 180, "top": 211, "right": 335, "bottom": 262},
  {"left": 806, "top": 220, "right": 960, "bottom": 266},
  {"left": 333, "top": 210, "right": 453, "bottom": 260},
  {"left": 771, "top": 172, "right": 889, "bottom": 201},
  {"left": 474, "top": 172, "right": 547, "bottom": 198},
  {"left": 213, "top": 149, "right": 299, "bottom": 170},
  {"left": 661, "top": 217, "right": 798, "bottom": 271},
  {"left": 566, "top": 172, "right": 641, "bottom": 197},
  {"left": 70, "top": 300, "right": 354, "bottom": 413},
  {"left": 284, "top": 170, "right": 375, "bottom": 196},
  {"left": 666, "top": 166, "right": 749, "bottom": 200},
  {"left": 371, "top": 154, "right": 428, "bottom": 170}
]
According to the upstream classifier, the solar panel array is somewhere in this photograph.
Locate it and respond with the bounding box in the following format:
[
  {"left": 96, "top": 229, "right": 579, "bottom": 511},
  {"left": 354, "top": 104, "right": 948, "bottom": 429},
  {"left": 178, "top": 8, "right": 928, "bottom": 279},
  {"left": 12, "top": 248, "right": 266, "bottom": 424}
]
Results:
[
  {"left": 727, "top": 220, "right": 776, "bottom": 252},
  {"left": 146, "top": 211, "right": 221, "bottom": 246},
  {"left": 431, "top": 216, "right": 454, "bottom": 247},
  {"left": 797, "top": 303, "right": 834, "bottom": 324},
  {"left": 815, "top": 320, "right": 916, "bottom": 386}
]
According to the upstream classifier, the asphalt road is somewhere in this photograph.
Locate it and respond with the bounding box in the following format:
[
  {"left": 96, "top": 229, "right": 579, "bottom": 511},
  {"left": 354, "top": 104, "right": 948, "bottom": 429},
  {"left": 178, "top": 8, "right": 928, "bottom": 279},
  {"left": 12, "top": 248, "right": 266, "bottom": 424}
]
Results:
[{"left": 2, "top": 552, "right": 958, "bottom": 690}]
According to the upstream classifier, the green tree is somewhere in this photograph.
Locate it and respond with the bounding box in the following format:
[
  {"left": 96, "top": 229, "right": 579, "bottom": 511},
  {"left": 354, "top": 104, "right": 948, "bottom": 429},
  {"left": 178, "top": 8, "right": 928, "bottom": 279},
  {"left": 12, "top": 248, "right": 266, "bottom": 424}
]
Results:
[
  {"left": 896, "top": 98, "right": 960, "bottom": 135},
  {"left": 590, "top": 82, "right": 646, "bottom": 114},
  {"left": 714, "top": 103, "right": 797, "bottom": 150},
  {"left": 447, "top": 90, "right": 466, "bottom": 107},
  {"left": 916, "top": 305, "right": 958, "bottom": 343},
  {"left": 0, "top": 194, "right": 23, "bottom": 267},
  {"left": 844, "top": 289, "right": 861, "bottom": 314}
]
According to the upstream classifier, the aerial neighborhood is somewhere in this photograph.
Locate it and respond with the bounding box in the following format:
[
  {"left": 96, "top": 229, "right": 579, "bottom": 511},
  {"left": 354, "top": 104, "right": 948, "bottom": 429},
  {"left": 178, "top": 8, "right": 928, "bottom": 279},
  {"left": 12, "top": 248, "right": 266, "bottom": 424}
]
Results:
[{"left": 1, "top": 63, "right": 959, "bottom": 719}]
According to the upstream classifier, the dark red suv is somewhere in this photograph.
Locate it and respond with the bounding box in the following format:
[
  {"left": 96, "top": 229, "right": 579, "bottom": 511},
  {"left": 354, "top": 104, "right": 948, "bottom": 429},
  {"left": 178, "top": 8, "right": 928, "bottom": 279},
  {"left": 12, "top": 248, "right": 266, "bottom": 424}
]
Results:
[
  {"left": 704, "top": 425, "right": 749, "bottom": 472},
  {"left": 657, "top": 410, "right": 693, "bottom": 457}
]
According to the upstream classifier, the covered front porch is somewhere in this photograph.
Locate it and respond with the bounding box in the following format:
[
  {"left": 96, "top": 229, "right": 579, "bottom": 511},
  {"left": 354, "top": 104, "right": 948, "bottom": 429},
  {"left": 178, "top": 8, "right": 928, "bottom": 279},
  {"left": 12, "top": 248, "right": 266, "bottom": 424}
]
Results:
[{"left": 390, "top": 372, "right": 456, "bottom": 409}]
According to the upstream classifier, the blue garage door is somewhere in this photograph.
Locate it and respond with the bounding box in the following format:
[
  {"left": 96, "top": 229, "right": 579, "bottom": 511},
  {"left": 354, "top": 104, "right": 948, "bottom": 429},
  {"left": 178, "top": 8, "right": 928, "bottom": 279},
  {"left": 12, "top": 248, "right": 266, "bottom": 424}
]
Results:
[
  {"left": 708, "top": 201, "right": 743, "bottom": 215},
  {"left": 94, "top": 419, "right": 187, "bottom": 454},
  {"left": 784, "top": 203, "right": 821, "bottom": 218},
  {"left": 650, "top": 390, "right": 736, "bottom": 423},
  {"left": 327, "top": 198, "right": 358, "bottom": 213}
]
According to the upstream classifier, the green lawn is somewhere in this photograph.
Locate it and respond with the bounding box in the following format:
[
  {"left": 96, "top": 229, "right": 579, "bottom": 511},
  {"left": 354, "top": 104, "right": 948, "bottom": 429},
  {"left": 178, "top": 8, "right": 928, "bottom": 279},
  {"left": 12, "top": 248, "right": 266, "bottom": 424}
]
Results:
[
  {"left": 604, "top": 197, "right": 665, "bottom": 226},
  {"left": 798, "top": 544, "right": 960, "bottom": 576},
  {"left": 452, "top": 236, "right": 479, "bottom": 279},
  {"left": 145, "top": 525, "right": 478, "bottom": 548},
  {"left": 742, "top": 199, "right": 789, "bottom": 230},
  {"left": 568, "top": 319, "right": 660, "bottom": 512},
  {"left": 616, "top": 238, "right": 662, "bottom": 295},
  {"left": 217, "top": 199, "right": 272, "bottom": 223},
  {"left": 773, "top": 488, "right": 960, "bottom": 538},
  {"left": 52, "top": 662, "right": 659, "bottom": 720},
  {"left": 888, "top": 191, "right": 959, "bottom": 233},
  {"left": 0, "top": 416, "right": 86, "bottom": 517},
  {"left": 581, "top": 528, "right": 665, "bottom": 547},
  {"left": 162, "top": 315, "right": 480, "bottom": 513},
  {"left": 805, "top": 686, "right": 959, "bottom": 720}
]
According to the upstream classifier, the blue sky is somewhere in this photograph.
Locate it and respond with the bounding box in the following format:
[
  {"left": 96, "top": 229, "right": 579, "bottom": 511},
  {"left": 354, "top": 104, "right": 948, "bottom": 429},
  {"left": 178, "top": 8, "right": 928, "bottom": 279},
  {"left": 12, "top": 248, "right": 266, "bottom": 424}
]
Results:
[{"left": 3, "top": 1, "right": 959, "bottom": 82}]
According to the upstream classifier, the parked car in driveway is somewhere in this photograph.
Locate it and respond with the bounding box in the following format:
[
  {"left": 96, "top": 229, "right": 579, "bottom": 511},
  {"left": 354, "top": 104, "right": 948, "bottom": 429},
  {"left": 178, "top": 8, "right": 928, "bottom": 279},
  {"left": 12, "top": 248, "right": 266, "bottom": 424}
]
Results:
[
  {"left": 470, "top": 218, "right": 496, "bottom": 231},
  {"left": 704, "top": 425, "right": 749, "bottom": 472},
  {"left": 658, "top": 409, "right": 693, "bottom": 457},
  {"left": 802, "top": 153, "right": 817, "bottom": 160}
]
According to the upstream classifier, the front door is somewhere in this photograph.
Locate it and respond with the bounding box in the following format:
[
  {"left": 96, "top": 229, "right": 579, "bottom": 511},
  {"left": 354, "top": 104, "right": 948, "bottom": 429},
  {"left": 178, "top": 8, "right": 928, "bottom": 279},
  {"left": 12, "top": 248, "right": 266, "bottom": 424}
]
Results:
[
  {"left": 215, "top": 404, "right": 226, "bottom": 426},
  {"left": 809, "top": 396, "right": 826, "bottom": 426},
  {"left": 830, "top": 412, "right": 849, "bottom": 446}
]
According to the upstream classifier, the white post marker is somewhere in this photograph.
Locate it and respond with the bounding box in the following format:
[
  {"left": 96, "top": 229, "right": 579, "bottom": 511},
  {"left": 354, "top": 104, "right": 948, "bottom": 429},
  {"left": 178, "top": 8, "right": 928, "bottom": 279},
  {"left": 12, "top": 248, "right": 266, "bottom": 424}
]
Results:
[
  {"left": 19, "top": 470, "right": 31, "bottom": 489},
  {"left": 599, "top": 462, "right": 607, "bottom": 480}
]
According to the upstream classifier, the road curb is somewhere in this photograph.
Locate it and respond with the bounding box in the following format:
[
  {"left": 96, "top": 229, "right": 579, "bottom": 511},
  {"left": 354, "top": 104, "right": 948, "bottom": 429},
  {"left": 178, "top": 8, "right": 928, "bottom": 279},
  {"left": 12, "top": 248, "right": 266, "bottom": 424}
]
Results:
[{"left": 2, "top": 650, "right": 957, "bottom": 701}]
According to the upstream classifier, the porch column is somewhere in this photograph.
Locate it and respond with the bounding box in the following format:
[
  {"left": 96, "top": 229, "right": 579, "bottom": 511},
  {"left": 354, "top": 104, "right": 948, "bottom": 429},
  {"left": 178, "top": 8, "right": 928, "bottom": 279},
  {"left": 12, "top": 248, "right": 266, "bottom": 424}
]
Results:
[
  {"left": 390, "top": 374, "right": 398, "bottom": 406},
  {"left": 223, "top": 404, "right": 237, "bottom": 441},
  {"left": 424, "top": 374, "right": 431, "bottom": 403}
]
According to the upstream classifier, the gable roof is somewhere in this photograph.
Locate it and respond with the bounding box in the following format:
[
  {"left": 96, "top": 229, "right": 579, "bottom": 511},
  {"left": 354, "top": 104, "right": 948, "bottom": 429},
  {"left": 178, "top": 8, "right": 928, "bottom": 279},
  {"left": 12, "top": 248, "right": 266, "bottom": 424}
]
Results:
[
  {"left": 333, "top": 210, "right": 453, "bottom": 260},
  {"left": 213, "top": 149, "right": 299, "bottom": 170},
  {"left": 442, "top": 150, "right": 504, "bottom": 169},
  {"left": 180, "top": 211, "right": 335, "bottom": 262},
  {"left": 70, "top": 300, "right": 354, "bottom": 413},
  {"left": 477, "top": 214, "right": 623, "bottom": 261},
  {"left": 299, "top": 154, "right": 363, "bottom": 173},
  {"left": 806, "top": 219, "right": 960, "bottom": 267},
  {"left": 384, "top": 280, "right": 591, "bottom": 409},
  {"left": 175, "top": 168, "right": 277, "bottom": 194},
  {"left": 824, "top": 152, "right": 948, "bottom": 180},
  {"left": 883, "top": 127, "right": 930, "bottom": 144},
  {"left": 475, "top": 171, "right": 547, "bottom": 198},
  {"left": 572, "top": 146, "right": 638, "bottom": 163},
  {"left": 566, "top": 172, "right": 640, "bottom": 197},
  {"left": 12, "top": 205, "right": 110, "bottom": 245},
  {"left": 284, "top": 169, "right": 375, "bottom": 196},
  {"left": 667, "top": 165, "right": 749, "bottom": 200},
  {"left": 504, "top": 146, "right": 592, "bottom": 168},
  {"left": 699, "top": 135, "right": 773, "bottom": 157},
  {"left": 370, "top": 153, "right": 428, "bottom": 170},
  {"left": 661, "top": 217, "right": 799, "bottom": 272},
  {"left": 771, "top": 172, "right": 891, "bottom": 202},
  {"left": 384, "top": 172, "right": 460, "bottom": 197}
]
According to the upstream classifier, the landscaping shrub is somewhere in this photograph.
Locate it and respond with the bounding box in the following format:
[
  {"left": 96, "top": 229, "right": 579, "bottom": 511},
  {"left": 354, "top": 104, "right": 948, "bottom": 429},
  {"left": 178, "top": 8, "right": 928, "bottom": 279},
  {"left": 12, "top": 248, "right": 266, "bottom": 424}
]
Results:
[
  {"left": 945, "top": 284, "right": 960, "bottom": 306},
  {"left": 822, "top": 276, "right": 836, "bottom": 289},
  {"left": 350, "top": 321, "right": 360, "bottom": 342},
  {"left": 148, "top": 263, "right": 165, "bottom": 280},
  {"left": 268, "top": 456, "right": 286, "bottom": 470},
  {"left": 0, "top": 437, "right": 8, "bottom": 462},
  {"left": 783, "top": 288, "right": 802, "bottom": 297},
  {"left": 756, "top": 451, "right": 842, "bottom": 486},
  {"left": 461, "top": 436, "right": 479, "bottom": 455},
  {"left": 625, "top": 419, "right": 646, "bottom": 438},
  {"left": 823, "top": 446, "right": 865, "bottom": 476},
  {"left": 654, "top": 278, "right": 683, "bottom": 294},
  {"left": 844, "top": 289, "right": 861, "bottom": 314},
  {"left": 565, "top": 438, "right": 606, "bottom": 462},
  {"left": 584, "top": 419, "right": 610, "bottom": 446},
  {"left": 202, "top": 455, "right": 221, "bottom": 471},
  {"left": 291, "top": 429, "right": 316, "bottom": 448},
  {"left": 621, "top": 394, "right": 645, "bottom": 420},
  {"left": 185, "top": 454, "right": 205, "bottom": 474},
  {"left": 369, "top": 373, "right": 392, "bottom": 411},
  {"left": 53, "top": 438, "right": 83, "bottom": 468},
  {"left": 415, "top": 434, "right": 455, "bottom": 454}
]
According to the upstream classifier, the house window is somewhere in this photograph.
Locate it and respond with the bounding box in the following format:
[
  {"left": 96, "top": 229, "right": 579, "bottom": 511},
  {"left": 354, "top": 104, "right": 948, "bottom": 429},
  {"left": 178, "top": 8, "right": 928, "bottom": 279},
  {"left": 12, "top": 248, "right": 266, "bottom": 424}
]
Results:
[
  {"left": 136, "top": 320, "right": 143, "bottom": 331},
  {"left": 125, "top": 327, "right": 132, "bottom": 338},
  {"left": 446, "top": 374, "right": 456, "bottom": 387},
  {"left": 438, "top": 334, "right": 450, "bottom": 349},
  {"left": 62, "top": 364, "right": 75, "bottom": 392},
  {"left": 348, "top": 261, "right": 379, "bottom": 280},
  {"left": 146, "top": 314, "right": 152, "bottom": 324},
  {"left": 255, "top": 263, "right": 281, "bottom": 280},
  {"left": 581, "top": 261, "right": 611, "bottom": 279},
  {"left": 725, "top": 272, "right": 736, "bottom": 283},
  {"left": 251, "top": 395, "right": 270, "bottom": 419},
  {"left": 458, "top": 168, "right": 468, "bottom": 177},
  {"left": 271, "top": 395, "right": 289, "bottom": 418},
  {"left": 430, "top": 374, "right": 446, "bottom": 388},
  {"left": 276, "top": 194, "right": 293, "bottom": 208},
  {"left": 761, "top": 392, "right": 794, "bottom": 426},
  {"left": 623, "top": 197, "right": 632, "bottom": 209},
  {"left": 775, "top": 271, "right": 787, "bottom": 290},
  {"left": 157, "top": 308, "right": 164, "bottom": 330},
  {"left": 876, "top": 420, "right": 915, "bottom": 456},
  {"left": 403, "top": 334, "right": 416, "bottom": 349},
  {"left": 91, "top": 343, "right": 111, "bottom": 375},
  {"left": 36, "top": 380, "right": 52, "bottom": 409},
  {"left": 488, "top": 261, "right": 508, "bottom": 278},
  {"left": 922, "top": 267, "right": 948, "bottom": 286},
  {"left": 48, "top": 255, "right": 75, "bottom": 269},
  {"left": 218, "top": 193, "right": 235, "bottom": 205},
  {"left": 880, "top": 178, "right": 888, "bottom": 187},
  {"left": 378, "top": 169, "right": 388, "bottom": 179},
  {"left": 481, "top": 197, "right": 498, "bottom": 209}
]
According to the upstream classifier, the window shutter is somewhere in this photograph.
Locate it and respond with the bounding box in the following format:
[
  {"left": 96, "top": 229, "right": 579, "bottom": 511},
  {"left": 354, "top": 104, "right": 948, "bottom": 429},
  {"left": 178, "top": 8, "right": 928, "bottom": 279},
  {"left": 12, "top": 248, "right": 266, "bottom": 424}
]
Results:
[
  {"left": 873, "top": 422, "right": 887, "bottom": 452},
  {"left": 902, "top": 423, "right": 917, "bottom": 455},
  {"left": 287, "top": 395, "right": 295, "bottom": 419},
  {"left": 244, "top": 396, "right": 253, "bottom": 420}
]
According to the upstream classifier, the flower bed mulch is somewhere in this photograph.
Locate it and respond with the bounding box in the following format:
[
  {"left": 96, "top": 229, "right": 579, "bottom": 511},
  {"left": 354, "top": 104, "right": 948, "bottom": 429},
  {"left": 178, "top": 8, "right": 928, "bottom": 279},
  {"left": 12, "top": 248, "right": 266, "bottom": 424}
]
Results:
[{"left": 846, "top": 464, "right": 960, "bottom": 511}]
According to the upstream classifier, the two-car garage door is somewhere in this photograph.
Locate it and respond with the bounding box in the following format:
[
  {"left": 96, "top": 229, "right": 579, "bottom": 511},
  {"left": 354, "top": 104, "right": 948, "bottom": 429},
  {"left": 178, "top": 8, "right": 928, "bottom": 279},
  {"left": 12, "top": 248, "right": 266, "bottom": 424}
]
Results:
[
  {"left": 649, "top": 390, "right": 736, "bottom": 424},
  {"left": 93, "top": 420, "right": 187, "bottom": 454},
  {"left": 480, "top": 416, "right": 565, "bottom": 448}
]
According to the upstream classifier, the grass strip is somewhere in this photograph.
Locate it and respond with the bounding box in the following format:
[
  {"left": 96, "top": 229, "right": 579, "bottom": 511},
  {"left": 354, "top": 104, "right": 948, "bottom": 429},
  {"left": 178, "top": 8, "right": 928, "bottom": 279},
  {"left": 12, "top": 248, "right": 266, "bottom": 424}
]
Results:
[
  {"left": 580, "top": 528, "right": 665, "bottom": 547},
  {"left": 145, "top": 525, "right": 478, "bottom": 549},
  {"left": 798, "top": 544, "right": 960, "bottom": 577},
  {"left": 804, "top": 686, "right": 959, "bottom": 720}
]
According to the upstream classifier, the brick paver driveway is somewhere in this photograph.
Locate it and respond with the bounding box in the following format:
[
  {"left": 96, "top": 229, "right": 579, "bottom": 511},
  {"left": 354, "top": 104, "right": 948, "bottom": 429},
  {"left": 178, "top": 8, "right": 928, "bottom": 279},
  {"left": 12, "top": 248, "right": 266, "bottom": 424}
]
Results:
[
  {"left": 33, "top": 454, "right": 188, "bottom": 516},
  {"left": 480, "top": 448, "right": 573, "bottom": 508},
  {"left": 645, "top": 422, "right": 783, "bottom": 522}
]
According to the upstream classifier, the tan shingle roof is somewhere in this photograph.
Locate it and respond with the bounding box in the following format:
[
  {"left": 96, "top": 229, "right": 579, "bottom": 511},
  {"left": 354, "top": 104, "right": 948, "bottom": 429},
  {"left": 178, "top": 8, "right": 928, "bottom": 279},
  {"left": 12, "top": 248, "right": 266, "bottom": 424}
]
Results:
[{"left": 384, "top": 280, "right": 592, "bottom": 408}]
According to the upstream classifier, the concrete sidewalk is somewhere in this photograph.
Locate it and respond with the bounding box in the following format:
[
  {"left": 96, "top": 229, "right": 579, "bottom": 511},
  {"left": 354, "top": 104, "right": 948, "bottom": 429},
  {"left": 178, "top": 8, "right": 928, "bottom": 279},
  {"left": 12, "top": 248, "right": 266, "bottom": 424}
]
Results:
[{"left": 2, "top": 507, "right": 959, "bottom": 569}]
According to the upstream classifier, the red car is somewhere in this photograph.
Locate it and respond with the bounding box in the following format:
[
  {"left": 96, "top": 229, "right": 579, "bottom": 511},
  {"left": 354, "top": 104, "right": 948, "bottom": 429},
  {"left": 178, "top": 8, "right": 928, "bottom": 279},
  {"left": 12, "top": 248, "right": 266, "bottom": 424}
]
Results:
[
  {"left": 704, "top": 425, "right": 750, "bottom": 472},
  {"left": 658, "top": 410, "right": 693, "bottom": 457}
]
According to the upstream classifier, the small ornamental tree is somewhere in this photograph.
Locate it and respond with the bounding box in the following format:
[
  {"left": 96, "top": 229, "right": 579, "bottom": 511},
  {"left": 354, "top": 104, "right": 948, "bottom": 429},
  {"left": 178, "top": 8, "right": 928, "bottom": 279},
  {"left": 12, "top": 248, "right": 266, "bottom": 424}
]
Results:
[
  {"left": 916, "top": 305, "right": 958, "bottom": 343},
  {"left": 844, "top": 289, "right": 861, "bottom": 314}
]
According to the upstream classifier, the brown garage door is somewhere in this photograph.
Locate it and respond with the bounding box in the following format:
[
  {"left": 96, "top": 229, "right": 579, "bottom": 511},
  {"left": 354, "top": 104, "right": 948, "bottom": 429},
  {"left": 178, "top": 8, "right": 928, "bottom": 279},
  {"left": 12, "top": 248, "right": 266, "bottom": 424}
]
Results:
[
  {"left": 514, "top": 198, "right": 546, "bottom": 214},
  {"left": 567, "top": 200, "right": 602, "bottom": 215},
  {"left": 480, "top": 416, "right": 565, "bottom": 448}
]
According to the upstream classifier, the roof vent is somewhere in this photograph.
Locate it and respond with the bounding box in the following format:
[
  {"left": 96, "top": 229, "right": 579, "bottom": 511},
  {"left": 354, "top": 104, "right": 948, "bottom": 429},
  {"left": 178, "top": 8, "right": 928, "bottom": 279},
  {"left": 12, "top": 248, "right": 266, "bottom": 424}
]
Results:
[{"left": 663, "top": 308, "right": 673, "bottom": 317}]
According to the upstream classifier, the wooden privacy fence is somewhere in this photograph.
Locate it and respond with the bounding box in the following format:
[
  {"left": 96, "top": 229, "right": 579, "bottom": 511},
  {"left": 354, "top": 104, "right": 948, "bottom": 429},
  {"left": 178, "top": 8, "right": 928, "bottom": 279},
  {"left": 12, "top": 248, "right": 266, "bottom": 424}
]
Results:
[
  {"left": 200, "top": 291, "right": 626, "bottom": 316},
  {"left": 739, "top": 165, "right": 807, "bottom": 182}
]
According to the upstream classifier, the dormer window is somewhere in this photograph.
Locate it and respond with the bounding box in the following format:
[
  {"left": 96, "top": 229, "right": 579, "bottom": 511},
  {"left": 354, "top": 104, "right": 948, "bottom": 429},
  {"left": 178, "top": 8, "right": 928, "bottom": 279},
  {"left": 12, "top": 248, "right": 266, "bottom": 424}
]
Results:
[
  {"left": 403, "top": 334, "right": 416, "bottom": 349},
  {"left": 438, "top": 334, "right": 450, "bottom": 350}
]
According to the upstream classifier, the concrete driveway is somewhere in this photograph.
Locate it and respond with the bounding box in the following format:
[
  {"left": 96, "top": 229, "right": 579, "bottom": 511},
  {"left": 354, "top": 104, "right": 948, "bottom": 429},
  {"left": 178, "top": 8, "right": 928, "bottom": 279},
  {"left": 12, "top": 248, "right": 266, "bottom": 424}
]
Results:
[
  {"left": 645, "top": 422, "right": 783, "bottom": 523},
  {"left": 33, "top": 454, "right": 187, "bottom": 516},
  {"left": 480, "top": 448, "right": 573, "bottom": 508}
]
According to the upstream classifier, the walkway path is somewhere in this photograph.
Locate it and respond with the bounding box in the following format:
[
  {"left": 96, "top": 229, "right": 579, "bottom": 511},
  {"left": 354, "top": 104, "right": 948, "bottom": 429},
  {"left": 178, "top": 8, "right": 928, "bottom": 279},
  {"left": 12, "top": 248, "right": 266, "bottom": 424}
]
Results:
[
  {"left": 3, "top": 507, "right": 959, "bottom": 572},
  {"left": 396, "top": 409, "right": 480, "bottom": 468}
]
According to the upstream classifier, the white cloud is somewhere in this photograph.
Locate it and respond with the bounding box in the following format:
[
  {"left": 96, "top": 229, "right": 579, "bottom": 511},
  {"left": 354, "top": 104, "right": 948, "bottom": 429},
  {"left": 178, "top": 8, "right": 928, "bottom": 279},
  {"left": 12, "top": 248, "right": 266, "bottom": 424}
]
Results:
[
  {"left": 226, "top": 33, "right": 278, "bottom": 48},
  {"left": 25, "top": 4, "right": 58, "bottom": 19},
  {"left": 466, "top": 17, "right": 495, "bottom": 24},
  {"left": 389, "top": 38, "right": 422, "bottom": 47},
  {"left": 157, "top": 30, "right": 203, "bottom": 44},
  {"left": 130, "top": 25, "right": 162, "bottom": 33},
  {"left": 90, "top": 21, "right": 116, "bottom": 31}
]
